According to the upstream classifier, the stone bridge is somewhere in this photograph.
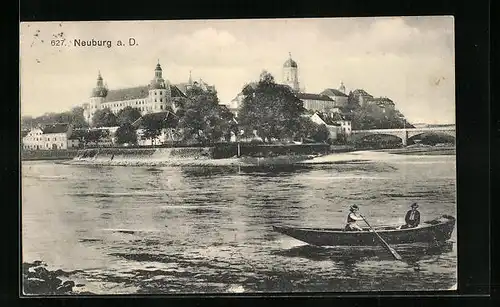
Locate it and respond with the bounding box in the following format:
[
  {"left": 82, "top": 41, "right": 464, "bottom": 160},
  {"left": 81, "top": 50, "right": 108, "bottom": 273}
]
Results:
[{"left": 350, "top": 126, "right": 455, "bottom": 146}]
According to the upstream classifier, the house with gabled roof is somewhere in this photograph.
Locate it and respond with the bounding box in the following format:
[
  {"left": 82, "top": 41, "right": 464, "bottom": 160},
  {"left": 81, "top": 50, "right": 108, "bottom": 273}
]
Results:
[
  {"left": 309, "top": 111, "right": 352, "bottom": 140},
  {"left": 319, "top": 86, "right": 348, "bottom": 108},
  {"left": 22, "top": 123, "right": 80, "bottom": 150},
  {"left": 296, "top": 92, "right": 342, "bottom": 114}
]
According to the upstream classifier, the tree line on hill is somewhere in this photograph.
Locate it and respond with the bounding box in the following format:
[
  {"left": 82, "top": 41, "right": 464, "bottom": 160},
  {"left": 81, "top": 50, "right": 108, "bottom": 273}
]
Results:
[{"left": 344, "top": 91, "right": 414, "bottom": 130}]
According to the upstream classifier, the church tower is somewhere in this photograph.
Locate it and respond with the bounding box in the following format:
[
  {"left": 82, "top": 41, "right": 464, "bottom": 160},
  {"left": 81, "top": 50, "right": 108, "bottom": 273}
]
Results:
[
  {"left": 148, "top": 60, "right": 171, "bottom": 113},
  {"left": 339, "top": 81, "right": 346, "bottom": 94},
  {"left": 88, "top": 71, "right": 108, "bottom": 124},
  {"left": 283, "top": 52, "right": 300, "bottom": 92}
]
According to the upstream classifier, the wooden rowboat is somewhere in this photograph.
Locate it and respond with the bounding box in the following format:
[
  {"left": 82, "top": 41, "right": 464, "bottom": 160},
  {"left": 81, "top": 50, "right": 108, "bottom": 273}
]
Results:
[{"left": 272, "top": 215, "right": 455, "bottom": 247}]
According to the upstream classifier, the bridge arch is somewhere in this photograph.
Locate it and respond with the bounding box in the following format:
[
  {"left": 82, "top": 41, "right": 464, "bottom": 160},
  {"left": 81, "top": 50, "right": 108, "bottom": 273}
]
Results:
[
  {"left": 407, "top": 131, "right": 456, "bottom": 145},
  {"left": 350, "top": 133, "right": 404, "bottom": 147}
]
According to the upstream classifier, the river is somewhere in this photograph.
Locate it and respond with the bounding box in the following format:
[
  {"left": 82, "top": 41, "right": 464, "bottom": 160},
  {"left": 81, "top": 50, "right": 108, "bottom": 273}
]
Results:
[{"left": 21, "top": 151, "right": 457, "bottom": 294}]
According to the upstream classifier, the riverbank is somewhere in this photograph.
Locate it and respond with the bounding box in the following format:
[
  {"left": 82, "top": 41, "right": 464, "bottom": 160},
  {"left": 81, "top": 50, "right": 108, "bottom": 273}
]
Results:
[
  {"left": 21, "top": 149, "right": 80, "bottom": 161},
  {"left": 22, "top": 261, "right": 94, "bottom": 295},
  {"left": 376, "top": 146, "right": 455, "bottom": 155},
  {"left": 21, "top": 144, "right": 454, "bottom": 164}
]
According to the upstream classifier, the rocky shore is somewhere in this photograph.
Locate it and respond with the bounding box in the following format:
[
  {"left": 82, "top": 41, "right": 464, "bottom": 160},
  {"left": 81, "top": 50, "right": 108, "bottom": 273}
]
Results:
[{"left": 22, "top": 261, "right": 94, "bottom": 295}]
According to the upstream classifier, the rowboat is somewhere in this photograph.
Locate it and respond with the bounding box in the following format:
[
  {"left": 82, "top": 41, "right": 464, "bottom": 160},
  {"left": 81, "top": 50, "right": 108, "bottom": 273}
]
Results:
[{"left": 272, "top": 215, "right": 455, "bottom": 247}]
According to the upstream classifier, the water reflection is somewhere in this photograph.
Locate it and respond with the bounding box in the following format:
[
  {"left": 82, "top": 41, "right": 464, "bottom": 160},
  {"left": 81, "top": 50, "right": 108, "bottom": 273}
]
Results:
[
  {"left": 274, "top": 242, "right": 454, "bottom": 264},
  {"left": 238, "top": 165, "right": 313, "bottom": 177}
]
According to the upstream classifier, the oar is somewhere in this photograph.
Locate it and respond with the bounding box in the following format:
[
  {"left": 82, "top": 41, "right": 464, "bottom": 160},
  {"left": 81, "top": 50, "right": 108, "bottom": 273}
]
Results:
[{"left": 360, "top": 214, "right": 403, "bottom": 261}]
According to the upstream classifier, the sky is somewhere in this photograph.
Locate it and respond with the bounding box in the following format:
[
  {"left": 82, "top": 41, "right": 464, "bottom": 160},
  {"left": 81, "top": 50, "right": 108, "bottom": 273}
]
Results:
[{"left": 20, "top": 17, "right": 455, "bottom": 124}]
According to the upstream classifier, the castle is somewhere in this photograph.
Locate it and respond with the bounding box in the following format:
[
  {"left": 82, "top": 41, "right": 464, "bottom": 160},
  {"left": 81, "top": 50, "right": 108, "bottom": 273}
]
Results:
[{"left": 83, "top": 61, "right": 214, "bottom": 124}]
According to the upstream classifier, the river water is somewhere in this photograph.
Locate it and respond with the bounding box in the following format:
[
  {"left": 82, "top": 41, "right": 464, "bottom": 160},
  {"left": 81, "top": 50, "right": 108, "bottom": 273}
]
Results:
[{"left": 21, "top": 151, "right": 457, "bottom": 294}]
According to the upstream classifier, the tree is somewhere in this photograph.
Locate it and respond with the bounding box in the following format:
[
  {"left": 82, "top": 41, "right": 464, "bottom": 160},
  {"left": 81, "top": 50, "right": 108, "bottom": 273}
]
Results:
[
  {"left": 218, "top": 106, "right": 239, "bottom": 142},
  {"left": 86, "top": 129, "right": 106, "bottom": 146},
  {"left": 295, "top": 116, "right": 318, "bottom": 140},
  {"left": 71, "top": 107, "right": 89, "bottom": 128},
  {"left": 70, "top": 129, "right": 90, "bottom": 147},
  {"left": 351, "top": 104, "right": 379, "bottom": 130},
  {"left": 347, "top": 91, "right": 359, "bottom": 109},
  {"left": 295, "top": 117, "right": 330, "bottom": 143},
  {"left": 21, "top": 116, "right": 33, "bottom": 129},
  {"left": 177, "top": 85, "right": 236, "bottom": 144},
  {"left": 91, "top": 108, "right": 118, "bottom": 128},
  {"left": 312, "top": 124, "right": 330, "bottom": 142},
  {"left": 238, "top": 71, "right": 305, "bottom": 143},
  {"left": 115, "top": 123, "right": 137, "bottom": 145},
  {"left": 141, "top": 116, "right": 165, "bottom": 145},
  {"left": 116, "top": 106, "right": 142, "bottom": 126}
]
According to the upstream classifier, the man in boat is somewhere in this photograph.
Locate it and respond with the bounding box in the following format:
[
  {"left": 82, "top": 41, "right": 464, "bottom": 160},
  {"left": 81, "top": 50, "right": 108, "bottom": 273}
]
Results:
[
  {"left": 344, "top": 204, "right": 364, "bottom": 231},
  {"left": 401, "top": 202, "right": 421, "bottom": 229}
]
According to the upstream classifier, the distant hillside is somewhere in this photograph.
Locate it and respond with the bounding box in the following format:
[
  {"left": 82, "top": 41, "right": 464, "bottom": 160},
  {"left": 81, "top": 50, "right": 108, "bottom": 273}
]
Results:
[{"left": 21, "top": 107, "right": 88, "bottom": 130}]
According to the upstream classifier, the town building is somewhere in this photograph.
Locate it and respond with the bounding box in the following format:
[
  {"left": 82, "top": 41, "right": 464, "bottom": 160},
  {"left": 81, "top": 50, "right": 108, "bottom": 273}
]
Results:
[
  {"left": 351, "top": 89, "right": 374, "bottom": 106},
  {"left": 319, "top": 85, "right": 348, "bottom": 108},
  {"left": 83, "top": 61, "right": 215, "bottom": 125},
  {"left": 175, "top": 71, "right": 216, "bottom": 95},
  {"left": 22, "top": 123, "right": 80, "bottom": 150},
  {"left": 297, "top": 93, "right": 341, "bottom": 114},
  {"left": 309, "top": 112, "right": 352, "bottom": 140},
  {"left": 350, "top": 88, "right": 396, "bottom": 113},
  {"left": 368, "top": 97, "right": 396, "bottom": 112},
  {"left": 226, "top": 54, "right": 350, "bottom": 117},
  {"left": 226, "top": 82, "right": 256, "bottom": 118}
]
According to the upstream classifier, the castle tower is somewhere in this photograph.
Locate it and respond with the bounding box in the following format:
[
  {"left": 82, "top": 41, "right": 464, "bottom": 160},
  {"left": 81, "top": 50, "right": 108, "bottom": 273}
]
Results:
[
  {"left": 148, "top": 60, "right": 171, "bottom": 113},
  {"left": 87, "top": 70, "right": 108, "bottom": 124},
  {"left": 283, "top": 52, "right": 300, "bottom": 92},
  {"left": 339, "top": 81, "right": 346, "bottom": 94}
]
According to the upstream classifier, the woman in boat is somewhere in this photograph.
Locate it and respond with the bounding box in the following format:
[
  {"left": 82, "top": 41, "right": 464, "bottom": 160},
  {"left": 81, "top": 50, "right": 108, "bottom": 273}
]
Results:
[
  {"left": 344, "top": 204, "right": 364, "bottom": 231},
  {"left": 401, "top": 202, "right": 421, "bottom": 229}
]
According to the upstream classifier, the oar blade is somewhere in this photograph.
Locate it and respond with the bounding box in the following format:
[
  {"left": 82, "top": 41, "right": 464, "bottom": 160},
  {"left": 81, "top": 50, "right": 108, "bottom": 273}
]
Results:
[
  {"left": 361, "top": 214, "right": 403, "bottom": 261},
  {"left": 389, "top": 247, "right": 403, "bottom": 261}
]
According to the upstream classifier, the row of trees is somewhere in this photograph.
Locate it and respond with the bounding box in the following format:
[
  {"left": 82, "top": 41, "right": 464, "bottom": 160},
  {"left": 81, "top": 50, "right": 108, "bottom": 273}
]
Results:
[
  {"left": 91, "top": 106, "right": 142, "bottom": 128},
  {"left": 344, "top": 91, "right": 413, "bottom": 130},
  {"left": 88, "top": 71, "right": 332, "bottom": 146},
  {"left": 349, "top": 104, "right": 413, "bottom": 130},
  {"left": 20, "top": 105, "right": 144, "bottom": 130},
  {"left": 238, "top": 71, "right": 330, "bottom": 143},
  {"left": 22, "top": 71, "right": 335, "bottom": 146}
]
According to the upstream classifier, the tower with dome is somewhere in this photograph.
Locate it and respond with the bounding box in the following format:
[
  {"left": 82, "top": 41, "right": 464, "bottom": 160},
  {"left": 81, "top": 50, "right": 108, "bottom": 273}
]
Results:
[{"left": 282, "top": 52, "right": 300, "bottom": 92}]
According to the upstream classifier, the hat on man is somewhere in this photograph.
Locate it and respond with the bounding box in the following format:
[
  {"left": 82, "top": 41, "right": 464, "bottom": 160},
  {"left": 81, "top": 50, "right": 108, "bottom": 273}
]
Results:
[
  {"left": 350, "top": 204, "right": 359, "bottom": 211},
  {"left": 411, "top": 202, "right": 419, "bottom": 208}
]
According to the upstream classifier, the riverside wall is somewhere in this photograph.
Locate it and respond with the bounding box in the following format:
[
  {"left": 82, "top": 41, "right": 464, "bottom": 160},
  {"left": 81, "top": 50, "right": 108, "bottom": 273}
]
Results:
[
  {"left": 22, "top": 143, "right": 333, "bottom": 164},
  {"left": 21, "top": 149, "right": 80, "bottom": 161}
]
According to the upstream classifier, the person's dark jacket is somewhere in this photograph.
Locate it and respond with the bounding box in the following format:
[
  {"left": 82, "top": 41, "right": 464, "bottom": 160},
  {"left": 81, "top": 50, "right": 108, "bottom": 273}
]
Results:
[{"left": 405, "top": 209, "right": 420, "bottom": 227}]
